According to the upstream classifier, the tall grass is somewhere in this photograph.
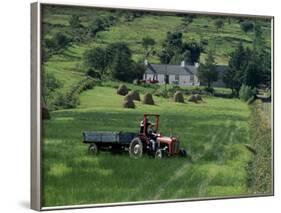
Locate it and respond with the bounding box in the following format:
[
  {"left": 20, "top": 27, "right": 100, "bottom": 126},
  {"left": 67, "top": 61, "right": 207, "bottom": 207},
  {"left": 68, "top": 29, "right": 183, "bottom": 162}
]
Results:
[
  {"left": 42, "top": 87, "right": 252, "bottom": 207},
  {"left": 246, "top": 100, "right": 272, "bottom": 194}
]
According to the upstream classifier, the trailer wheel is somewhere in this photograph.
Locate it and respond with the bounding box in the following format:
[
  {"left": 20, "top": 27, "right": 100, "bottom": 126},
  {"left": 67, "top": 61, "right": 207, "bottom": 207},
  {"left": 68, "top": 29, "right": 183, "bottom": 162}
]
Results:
[
  {"left": 129, "top": 138, "right": 143, "bottom": 159},
  {"left": 88, "top": 143, "right": 99, "bottom": 155},
  {"left": 155, "top": 149, "right": 163, "bottom": 159}
]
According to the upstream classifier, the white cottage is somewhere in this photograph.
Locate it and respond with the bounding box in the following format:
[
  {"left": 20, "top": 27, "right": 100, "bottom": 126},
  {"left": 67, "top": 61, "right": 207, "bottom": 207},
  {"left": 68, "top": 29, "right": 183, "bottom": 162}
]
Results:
[
  {"left": 143, "top": 60, "right": 200, "bottom": 86},
  {"left": 143, "top": 60, "right": 227, "bottom": 87}
]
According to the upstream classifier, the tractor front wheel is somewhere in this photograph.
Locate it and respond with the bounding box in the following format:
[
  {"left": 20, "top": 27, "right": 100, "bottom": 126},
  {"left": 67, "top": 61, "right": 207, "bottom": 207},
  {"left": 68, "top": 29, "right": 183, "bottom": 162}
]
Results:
[
  {"left": 129, "top": 138, "right": 143, "bottom": 159},
  {"left": 155, "top": 149, "right": 163, "bottom": 159},
  {"left": 88, "top": 143, "right": 99, "bottom": 155}
]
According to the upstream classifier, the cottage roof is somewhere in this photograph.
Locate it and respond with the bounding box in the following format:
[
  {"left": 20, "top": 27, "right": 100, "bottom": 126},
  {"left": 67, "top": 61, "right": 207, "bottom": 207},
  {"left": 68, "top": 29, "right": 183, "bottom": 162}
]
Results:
[
  {"left": 145, "top": 63, "right": 228, "bottom": 76},
  {"left": 145, "top": 64, "right": 194, "bottom": 76}
]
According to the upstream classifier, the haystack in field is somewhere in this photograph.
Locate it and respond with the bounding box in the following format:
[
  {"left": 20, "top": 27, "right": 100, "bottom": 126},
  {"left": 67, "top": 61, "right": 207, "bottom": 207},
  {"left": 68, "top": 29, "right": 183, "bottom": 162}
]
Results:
[
  {"left": 117, "top": 84, "right": 128, "bottom": 96},
  {"left": 42, "top": 106, "right": 50, "bottom": 120},
  {"left": 174, "top": 91, "right": 184, "bottom": 103},
  {"left": 123, "top": 94, "right": 135, "bottom": 108},
  {"left": 188, "top": 95, "right": 197, "bottom": 102},
  {"left": 143, "top": 93, "right": 154, "bottom": 105},
  {"left": 195, "top": 94, "right": 203, "bottom": 101},
  {"left": 128, "top": 90, "right": 141, "bottom": 101},
  {"left": 188, "top": 94, "right": 203, "bottom": 103}
]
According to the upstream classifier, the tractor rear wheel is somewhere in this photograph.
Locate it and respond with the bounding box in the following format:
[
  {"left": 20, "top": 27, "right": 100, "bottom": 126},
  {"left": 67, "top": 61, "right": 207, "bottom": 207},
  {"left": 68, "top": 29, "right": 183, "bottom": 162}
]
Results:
[
  {"left": 179, "top": 148, "right": 188, "bottom": 157},
  {"left": 88, "top": 143, "right": 99, "bottom": 155},
  {"left": 129, "top": 138, "right": 143, "bottom": 159}
]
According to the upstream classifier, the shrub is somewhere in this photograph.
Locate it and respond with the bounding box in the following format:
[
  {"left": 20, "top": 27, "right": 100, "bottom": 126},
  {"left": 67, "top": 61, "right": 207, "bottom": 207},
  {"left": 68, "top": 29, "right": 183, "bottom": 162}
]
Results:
[
  {"left": 239, "top": 84, "right": 256, "bottom": 102},
  {"left": 117, "top": 84, "right": 129, "bottom": 96},
  {"left": 204, "top": 87, "right": 214, "bottom": 94},
  {"left": 42, "top": 106, "right": 50, "bottom": 120},
  {"left": 174, "top": 91, "right": 184, "bottom": 103},
  {"left": 143, "top": 93, "right": 154, "bottom": 105}
]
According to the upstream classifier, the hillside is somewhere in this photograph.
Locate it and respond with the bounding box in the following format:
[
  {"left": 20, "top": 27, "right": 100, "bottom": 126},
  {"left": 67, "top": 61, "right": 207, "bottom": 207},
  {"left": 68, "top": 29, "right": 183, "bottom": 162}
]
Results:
[{"left": 42, "top": 5, "right": 271, "bottom": 97}]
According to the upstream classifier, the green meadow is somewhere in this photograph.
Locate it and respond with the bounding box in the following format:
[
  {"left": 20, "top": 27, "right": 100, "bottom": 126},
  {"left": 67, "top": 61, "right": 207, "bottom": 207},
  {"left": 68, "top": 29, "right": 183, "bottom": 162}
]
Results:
[
  {"left": 41, "top": 5, "right": 272, "bottom": 207},
  {"left": 42, "top": 86, "right": 252, "bottom": 206}
]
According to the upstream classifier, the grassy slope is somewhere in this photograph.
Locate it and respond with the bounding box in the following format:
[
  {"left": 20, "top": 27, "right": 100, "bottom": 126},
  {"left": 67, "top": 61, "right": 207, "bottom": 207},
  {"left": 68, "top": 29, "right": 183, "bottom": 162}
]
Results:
[
  {"left": 42, "top": 9, "right": 271, "bottom": 94},
  {"left": 42, "top": 87, "right": 251, "bottom": 206}
]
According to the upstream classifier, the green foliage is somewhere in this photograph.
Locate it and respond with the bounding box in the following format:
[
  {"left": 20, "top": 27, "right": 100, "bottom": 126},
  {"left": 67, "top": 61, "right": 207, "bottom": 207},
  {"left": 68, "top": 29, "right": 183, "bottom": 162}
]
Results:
[
  {"left": 86, "top": 68, "right": 101, "bottom": 79},
  {"left": 69, "top": 14, "right": 82, "bottom": 28},
  {"left": 247, "top": 100, "right": 272, "bottom": 194},
  {"left": 223, "top": 43, "right": 249, "bottom": 95},
  {"left": 182, "top": 42, "right": 202, "bottom": 65},
  {"left": 53, "top": 77, "right": 96, "bottom": 109},
  {"left": 198, "top": 50, "right": 218, "bottom": 88},
  {"left": 240, "top": 21, "right": 254, "bottom": 34},
  {"left": 142, "top": 36, "right": 156, "bottom": 58},
  {"left": 88, "top": 17, "right": 106, "bottom": 37},
  {"left": 181, "top": 15, "right": 195, "bottom": 28},
  {"left": 83, "top": 47, "right": 108, "bottom": 77},
  {"left": 42, "top": 71, "right": 63, "bottom": 105},
  {"left": 214, "top": 19, "right": 224, "bottom": 32},
  {"left": 239, "top": 84, "right": 256, "bottom": 102}
]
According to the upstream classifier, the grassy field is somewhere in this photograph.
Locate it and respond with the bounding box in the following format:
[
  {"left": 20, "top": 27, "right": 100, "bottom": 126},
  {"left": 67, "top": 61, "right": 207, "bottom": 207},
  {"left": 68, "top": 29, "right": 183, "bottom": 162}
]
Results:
[
  {"left": 41, "top": 5, "right": 272, "bottom": 207},
  {"left": 42, "top": 86, "right": 252, "bottom": 206}
]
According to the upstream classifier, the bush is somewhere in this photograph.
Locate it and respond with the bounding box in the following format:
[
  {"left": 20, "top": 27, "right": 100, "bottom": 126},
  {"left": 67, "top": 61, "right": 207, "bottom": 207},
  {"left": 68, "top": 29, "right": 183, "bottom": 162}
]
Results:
[
  {"left": 52, "top": 77, "right": 96, "bottom": 109},
  {"left": 239, "top": 84, "right": 256, "bottom": 102},
  {"left": 117, "top": 84, "right": 129, "bottom": 96},
  {"left": 204, "top": 87, "right": 215, "bottom": 94},
  {"left": 42, "top": 106, "right": 50, "bottom": 120},
  {"left": 143, "top": 93, "right": 154, "bottom": 105},
  {"left": 174, "top": 91, "right": 184, "bottom": 103}
]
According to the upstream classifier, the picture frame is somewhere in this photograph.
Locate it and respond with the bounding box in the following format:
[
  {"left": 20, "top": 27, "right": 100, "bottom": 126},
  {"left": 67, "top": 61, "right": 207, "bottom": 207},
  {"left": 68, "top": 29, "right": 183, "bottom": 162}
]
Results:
[{"left": 31, "top": 1, "right": 274, "bottom": 211}]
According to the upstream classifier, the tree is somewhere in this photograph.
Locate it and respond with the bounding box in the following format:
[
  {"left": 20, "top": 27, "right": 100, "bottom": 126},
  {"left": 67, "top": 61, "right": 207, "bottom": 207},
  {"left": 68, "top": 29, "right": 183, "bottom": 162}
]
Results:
[
  {"left": 83, "top": 47, "right": 108, "bottom": 77},
  {"left": 164, "top": 31, "right": 183, "bottom": 51},
  {"left": 253, "top": 22, "right": 266, "bottom": 51},
  {"left": 198, "top": 50, "right": 218, "bottom": 88},
  {"left": 110, "top": 51, "right": 133, "bottom": 81},
  {"left": 142, "top": 37, "right": 156, "bottom": 58},
  {"left": 223, "top": 43, "right": 249, "bottom": 95},
  {"left": 106, "top": 42, "right": 132, "bottom": 63},
  {"left": 182, "top": 42, "right": 202, "bottom": 65},
  {"left": 243, "top": 61, "right": 260, "bottom": 88},
  {"left": 69, "top": 14, "right": 82, "bottom": 28},
  {"left": 53, "top": 32, "right": 70, "bottom": 50},
  {"left": 181, "top": 15, "right": 195, "bottom": 28},
  {"left": 214, "top": 19, "right": 224, "bottom": 32},
  {"left": 240, "top": 21, "right": 254, "bottom": 34},
  {"left": 42, "top": 71, "right": 63, "bottom": 105},
  {"left": 158, "top": 48, "right": 174, "bottom": 64},
  {"left": 88, "top": 18, "right": 105, "bottom": 37}
]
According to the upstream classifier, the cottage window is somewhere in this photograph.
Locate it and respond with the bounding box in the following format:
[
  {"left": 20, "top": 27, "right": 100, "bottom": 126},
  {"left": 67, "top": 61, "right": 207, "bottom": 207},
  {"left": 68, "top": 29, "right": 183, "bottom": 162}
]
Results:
[{"left": 175, "top": 75, "right": 179, "bottom": 81}]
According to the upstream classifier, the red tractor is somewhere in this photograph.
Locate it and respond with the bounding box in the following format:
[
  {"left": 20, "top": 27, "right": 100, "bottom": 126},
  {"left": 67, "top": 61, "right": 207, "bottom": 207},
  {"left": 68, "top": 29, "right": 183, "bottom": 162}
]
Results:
[
  {"left": 82, "top": 114, "right": 187, "bottom": 159},
  {"left": 129, "top": 114, "right": 187, "bottom": 158}
]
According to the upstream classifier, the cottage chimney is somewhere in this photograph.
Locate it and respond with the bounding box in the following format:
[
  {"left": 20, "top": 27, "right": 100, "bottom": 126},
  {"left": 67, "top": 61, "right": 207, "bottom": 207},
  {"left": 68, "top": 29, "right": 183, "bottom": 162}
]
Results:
[
  {"left": 180, "top": 60, "right": 185, "bottom": 67},
  {"left": 144, "top": 59, "right": 148, "bottom": 66},
  {"left": 195, "top": 62, "right": 199, "bottom": 68}
]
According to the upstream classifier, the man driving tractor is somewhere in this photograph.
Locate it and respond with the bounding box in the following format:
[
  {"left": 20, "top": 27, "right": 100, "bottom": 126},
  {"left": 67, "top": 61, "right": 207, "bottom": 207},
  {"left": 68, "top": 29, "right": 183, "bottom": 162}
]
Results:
[{"left": 140, "top": 118, "right": 158, "bottom": 151}]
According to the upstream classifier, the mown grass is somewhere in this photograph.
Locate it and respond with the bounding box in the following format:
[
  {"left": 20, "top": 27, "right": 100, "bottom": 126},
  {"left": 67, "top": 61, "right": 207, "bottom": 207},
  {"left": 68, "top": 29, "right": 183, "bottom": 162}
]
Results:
[{"left": 42, "top": 86, "right": 252, "bottom": 206}]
